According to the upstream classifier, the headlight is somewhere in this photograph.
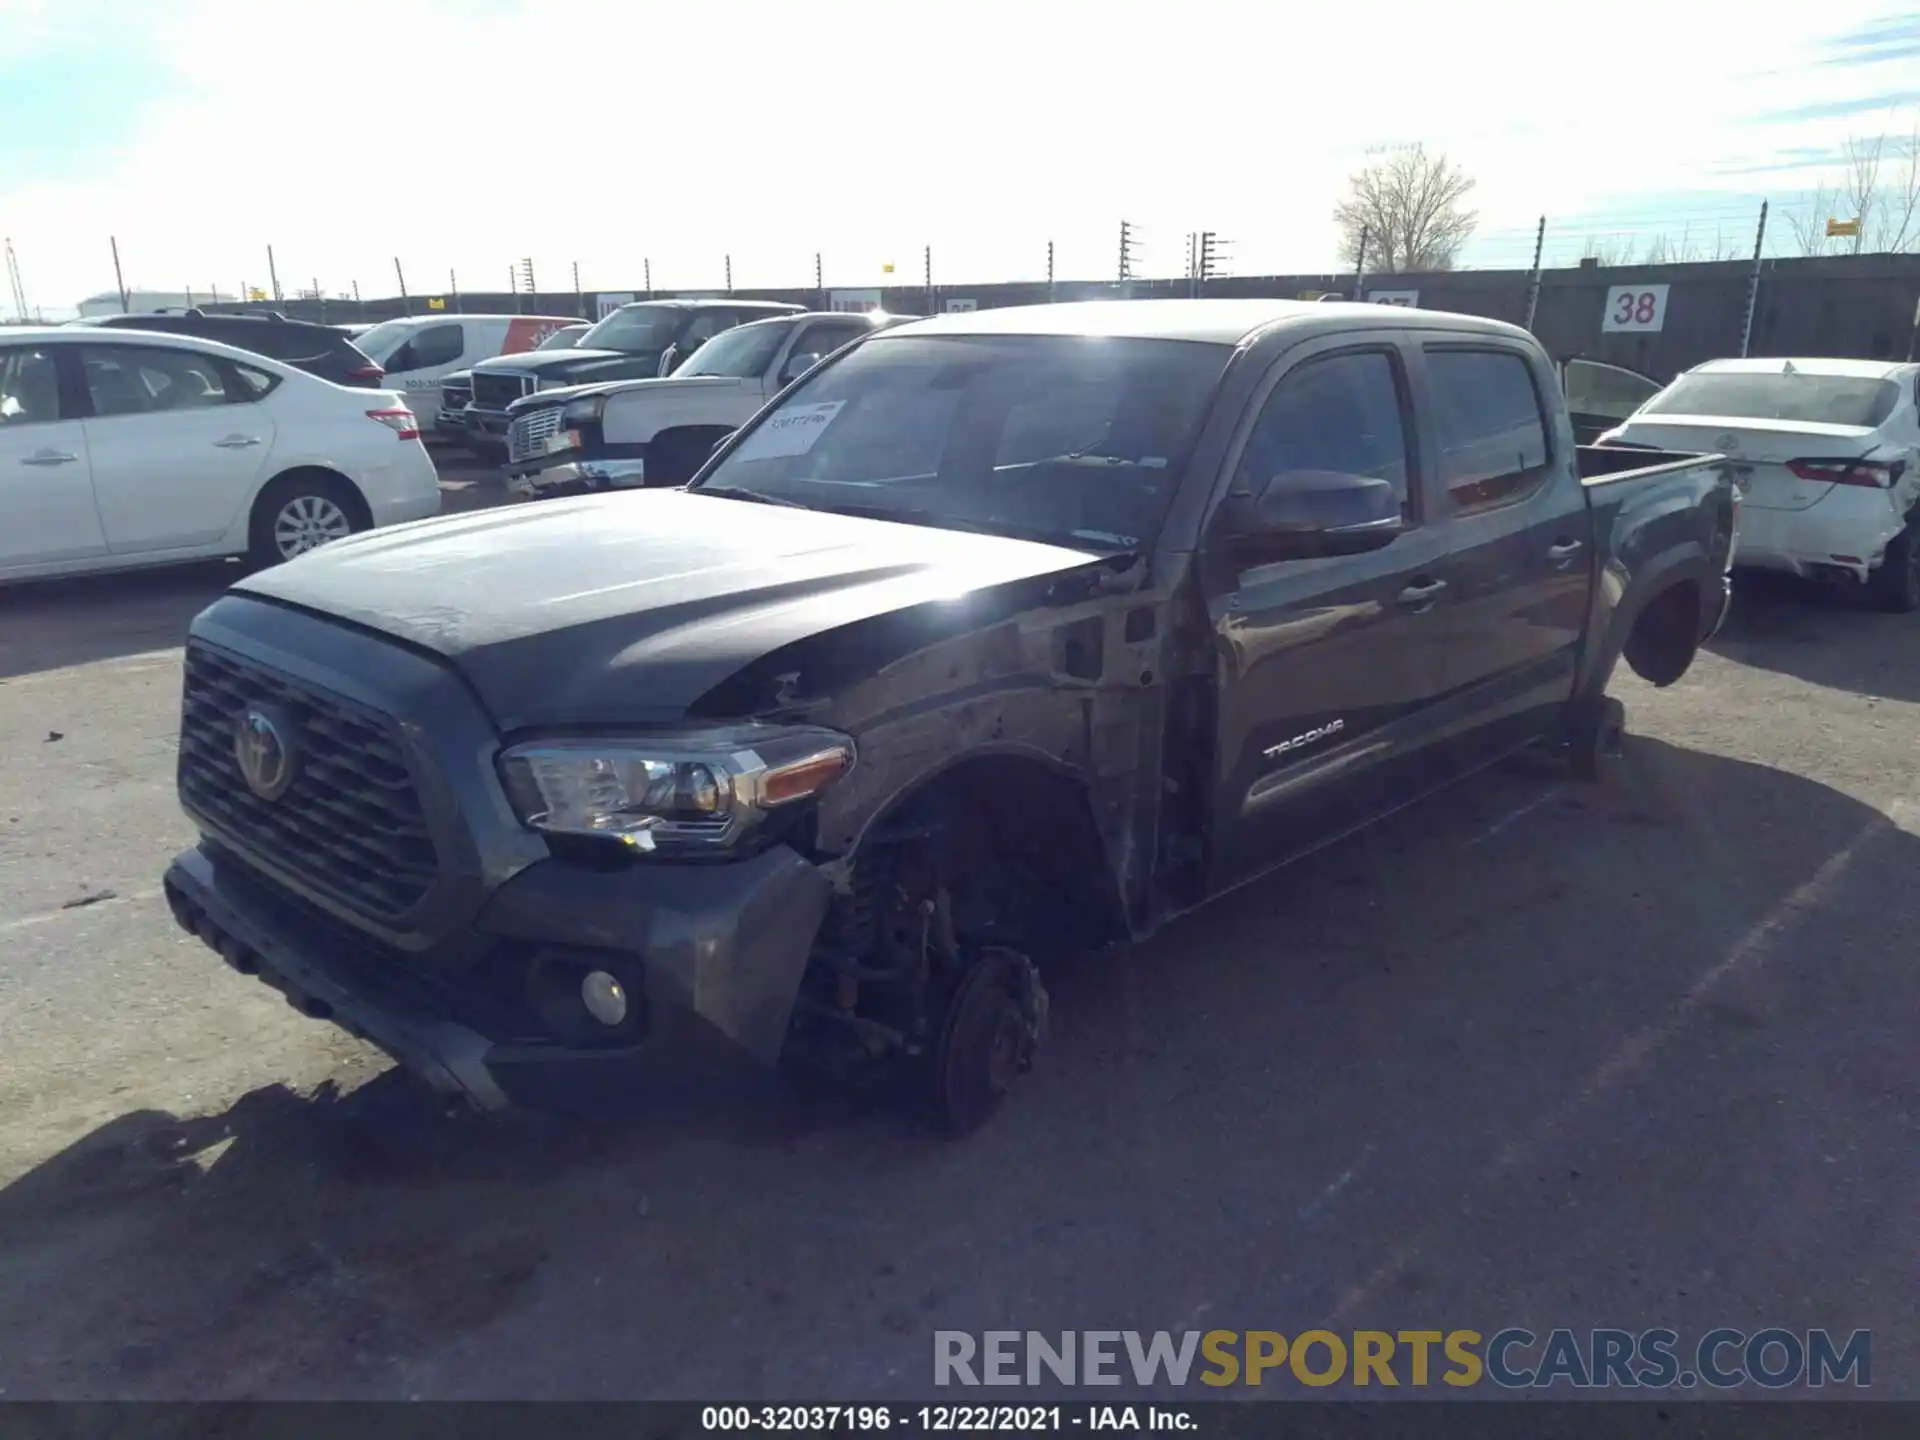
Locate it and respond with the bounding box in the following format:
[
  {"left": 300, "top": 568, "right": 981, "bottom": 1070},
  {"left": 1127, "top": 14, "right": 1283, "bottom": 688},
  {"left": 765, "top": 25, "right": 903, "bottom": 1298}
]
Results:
[
  {"left": 561, "top": 395, "right": 606, "bottom": 425},
  {"left": 498, "top": 724, "right": 854, "bottom": 854}
]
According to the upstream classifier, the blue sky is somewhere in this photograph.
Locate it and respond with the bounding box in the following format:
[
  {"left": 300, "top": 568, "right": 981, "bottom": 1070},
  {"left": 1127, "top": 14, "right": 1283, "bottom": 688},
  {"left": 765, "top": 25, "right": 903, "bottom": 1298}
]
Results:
[{"left": 2, "top": 0, "right": 1916, "bottom": 315}]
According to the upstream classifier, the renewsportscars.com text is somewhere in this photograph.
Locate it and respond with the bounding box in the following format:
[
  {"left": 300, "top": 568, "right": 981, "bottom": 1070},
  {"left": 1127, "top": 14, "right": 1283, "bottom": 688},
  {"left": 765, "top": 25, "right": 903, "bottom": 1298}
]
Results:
[{"left": 933, "top": 1329, "right": 1872, "bottom": 1390}]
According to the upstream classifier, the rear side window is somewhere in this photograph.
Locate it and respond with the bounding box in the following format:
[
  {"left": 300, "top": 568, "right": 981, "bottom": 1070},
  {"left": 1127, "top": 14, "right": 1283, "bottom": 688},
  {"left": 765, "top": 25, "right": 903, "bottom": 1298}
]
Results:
[
  {"left": 1234, "top": 350, "right": 1414, "bottom": 516},
  {"left": 0, "top": 346, "right": 64, "bottom": 424},
  {"left": 1425, "top": 348, "right": 1550, "bottom": 514},
  {"left": 1642, "top": 371, "right": 1900, "bottom": 427},
  {"left": 77, "top": 344, "right": 240, "bottom": 416},
  {"left": 232, "top": 361, "right": 282, "bottom": 400}
]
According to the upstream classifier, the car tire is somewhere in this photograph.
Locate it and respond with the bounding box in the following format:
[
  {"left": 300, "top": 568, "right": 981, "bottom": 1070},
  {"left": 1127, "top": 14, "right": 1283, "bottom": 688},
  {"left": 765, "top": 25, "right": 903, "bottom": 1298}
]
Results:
[
  {"left": 247, "top": 472, "right": 368, "bottom": 569},
  {"left": 1867, "top": 522, "right": 1920, "bottom": 614}
]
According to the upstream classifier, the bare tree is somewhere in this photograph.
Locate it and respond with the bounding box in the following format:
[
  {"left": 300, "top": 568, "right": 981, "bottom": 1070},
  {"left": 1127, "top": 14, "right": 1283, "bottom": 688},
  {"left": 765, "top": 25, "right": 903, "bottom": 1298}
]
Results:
[
  {"left": 1784, "top": 181, "right": 1839, "bottom": 256},
  {"left": 1874, "top": 114, "right": 1920, "bottom": 252},
  {"left": 1580, "top": 236, "right": 1635, "bottom": 267},
  {"left": 1334, "top": 144, "right": 1478, "bottom": 272},
  {"left": 1782, "top": 108, "right": 1920, "bottom": 255},
  {"left": 1839, "top": 135, "right": 1883, "bottom": 256}
]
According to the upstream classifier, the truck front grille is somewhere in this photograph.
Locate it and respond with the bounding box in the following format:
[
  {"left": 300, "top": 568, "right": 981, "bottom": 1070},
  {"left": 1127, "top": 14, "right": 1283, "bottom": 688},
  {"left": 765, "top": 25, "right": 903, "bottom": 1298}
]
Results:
[
  {"left": 471, "top": 371, "right": 535, "bottom": 410},
  {"left": 507, "top": 405, "right": 566, "bottom": 464},
  {"left": 178, "top": 643, "right": 440, "bottom": 922}
]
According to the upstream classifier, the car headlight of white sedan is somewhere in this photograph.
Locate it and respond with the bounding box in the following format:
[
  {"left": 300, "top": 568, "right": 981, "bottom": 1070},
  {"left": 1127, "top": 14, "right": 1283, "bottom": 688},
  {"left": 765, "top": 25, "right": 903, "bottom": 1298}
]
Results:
[{"left": 498, "top": 725, "right": 855, "bottom": 855}]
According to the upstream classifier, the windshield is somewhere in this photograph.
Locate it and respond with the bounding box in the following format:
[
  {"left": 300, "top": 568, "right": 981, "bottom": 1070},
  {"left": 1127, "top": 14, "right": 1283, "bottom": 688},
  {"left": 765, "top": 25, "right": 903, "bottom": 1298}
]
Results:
[
  {"left": 1643, "top": 371, "right": 1901, "bottom": 427},
  {"left": 678, "top": 320, "right": 792, "bottom": 379},
  {"left": 538, "top": 325, "right": 587, "bottom": 350},
  {"left": 578, "top": 305, "right": 684, "bottom": 354},
  {"left": 690, "top": 334, "right": 1230, "bottom": 551},
  {"left": 351, "top": 319, "right": 415, "bottom": 360}
]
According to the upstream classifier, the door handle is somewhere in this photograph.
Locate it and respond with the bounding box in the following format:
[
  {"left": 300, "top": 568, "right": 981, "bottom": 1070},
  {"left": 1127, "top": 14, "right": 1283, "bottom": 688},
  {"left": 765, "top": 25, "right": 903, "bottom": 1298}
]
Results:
[
  {"left": 1546, "top": 539, "right": 1585, "bottom": 562},
  {"left": 1396, "top": 577, "right": 1448, "bottom": 609},
  {"left": 213, "top": 435, "right": 262, "bottom": 449},
  {"left": 20, "top": 449, "right": 79, "bottom": 466}
]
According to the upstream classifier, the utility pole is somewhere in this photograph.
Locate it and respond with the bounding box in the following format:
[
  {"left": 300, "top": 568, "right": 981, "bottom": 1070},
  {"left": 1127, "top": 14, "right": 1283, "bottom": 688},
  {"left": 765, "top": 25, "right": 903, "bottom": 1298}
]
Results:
[
  {"left": 266, "top": 245, "right": 282, "bottom": 305},
  {"left": 1353, "top": 225, "right": 1370, "bottom": 303},
  {"left": 1739, "top": 200, "right": 1770, "bottom": 358},
  {"left": 394, "top": 258, "right": 411, "bottom": 315},
  {"left": 449, "top": 268, "right": 461, "bottom": 313},
  {"left": 815, "top": 251, "right": 824, "bottom": 309},
  {"left": 1522, "top": 215, "right": 1547, "bottom": 331},
  {"left": 518, "top": 257, "right": 536, "bottom": 311},
  {"left": 1046, "top": 240, "right": 1055, "bottom": 303},
  {"left": 725, "top": 254, "right": 733, "bottom": 294},
  {"left": 509, "top": 263, "right": 520, "bottom": 313},
  {"left": 110, "top": 236, "right": 130, "bottom": 312},
  {"left": 572, "top": 260, "right": 583, "bottom": 319},
  {"left": 352, "top": 279, "right": 362, "bottom": 305},
  {"left": 924, "top": 245, "right": 932, "bottom": 314},
  {"left": 644, "top": 258, "right": 652, "bottom": 298}
]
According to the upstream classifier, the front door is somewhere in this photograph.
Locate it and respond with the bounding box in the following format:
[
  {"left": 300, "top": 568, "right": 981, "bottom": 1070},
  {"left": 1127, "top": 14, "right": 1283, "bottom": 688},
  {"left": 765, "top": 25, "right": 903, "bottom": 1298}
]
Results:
[
  {"left": 0, "top": 342, "right": 104, "bottom": 573},
  {"left": 1199, "top": 338, "right": 1458, "bottom": 891},
  {"left": 75, "top": 343, "right": 276, "bottom": 554},
  {"left": 376, "top": 322, "right": 467, "bottom": 424}
]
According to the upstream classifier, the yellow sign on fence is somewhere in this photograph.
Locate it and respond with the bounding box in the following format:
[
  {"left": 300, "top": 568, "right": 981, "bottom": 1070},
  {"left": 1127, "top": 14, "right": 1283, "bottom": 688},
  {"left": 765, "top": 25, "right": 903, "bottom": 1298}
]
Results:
[
  {"left": 428, "top": 296, "right": 446, "bottom": 310},
  {"left": 1826, "top": 217, "right": 1861, "bottom": 237}
]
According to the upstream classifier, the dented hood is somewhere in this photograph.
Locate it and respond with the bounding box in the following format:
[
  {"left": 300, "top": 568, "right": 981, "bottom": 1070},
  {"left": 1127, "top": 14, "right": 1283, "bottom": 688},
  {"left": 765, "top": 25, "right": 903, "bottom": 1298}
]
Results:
[{"left": 233, "top": 490, "right": 1105, "bottom": 730}]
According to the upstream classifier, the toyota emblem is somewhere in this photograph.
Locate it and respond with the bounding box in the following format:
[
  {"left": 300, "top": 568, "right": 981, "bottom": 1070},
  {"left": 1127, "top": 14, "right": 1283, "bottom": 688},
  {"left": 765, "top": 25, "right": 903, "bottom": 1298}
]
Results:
[
  {"left": 233, "top": 707, "right": 296, "bottom": 801},
  {"left": 1715, "top": 433, "right": 1741, "bottom": 453}
]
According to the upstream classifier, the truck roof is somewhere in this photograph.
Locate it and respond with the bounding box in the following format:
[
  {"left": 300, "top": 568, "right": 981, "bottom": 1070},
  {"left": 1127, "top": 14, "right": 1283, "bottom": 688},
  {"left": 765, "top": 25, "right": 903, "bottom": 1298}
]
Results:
[{"left": 878, "top": 298, "right": 1537, "bottom": 346}]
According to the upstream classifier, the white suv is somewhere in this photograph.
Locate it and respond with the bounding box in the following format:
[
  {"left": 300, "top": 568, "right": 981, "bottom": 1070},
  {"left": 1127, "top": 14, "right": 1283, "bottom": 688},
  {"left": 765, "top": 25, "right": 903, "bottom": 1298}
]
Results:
[{"left": 0, "top": 326, "right": 441, "bottom": 583}]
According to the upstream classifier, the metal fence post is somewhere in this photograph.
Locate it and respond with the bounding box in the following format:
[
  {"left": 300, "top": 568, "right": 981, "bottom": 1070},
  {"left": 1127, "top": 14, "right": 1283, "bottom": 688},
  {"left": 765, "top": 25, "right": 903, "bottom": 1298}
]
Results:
[
  {"left": 1739, "top": 201, "right": 1769, "bottom": 358},
  {"left": 1523, "top": 216, "right": 1547, "bottom": 331}
]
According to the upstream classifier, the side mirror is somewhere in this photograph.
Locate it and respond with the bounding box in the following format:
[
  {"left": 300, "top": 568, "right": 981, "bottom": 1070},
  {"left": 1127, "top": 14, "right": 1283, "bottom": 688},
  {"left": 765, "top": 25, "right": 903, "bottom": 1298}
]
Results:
[
  {"left": 779, "top": 352, "right": 823, "bottom": 386},
  {"left": 1227, "top": 471, "right": 1402, "bottom": 563}
]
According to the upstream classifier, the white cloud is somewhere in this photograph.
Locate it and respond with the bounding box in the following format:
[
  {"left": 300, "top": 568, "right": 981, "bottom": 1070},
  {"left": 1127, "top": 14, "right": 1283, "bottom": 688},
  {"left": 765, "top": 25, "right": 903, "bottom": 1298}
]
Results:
[{"left": 3, "top": 0, "right": 1911, "bottom": 313}]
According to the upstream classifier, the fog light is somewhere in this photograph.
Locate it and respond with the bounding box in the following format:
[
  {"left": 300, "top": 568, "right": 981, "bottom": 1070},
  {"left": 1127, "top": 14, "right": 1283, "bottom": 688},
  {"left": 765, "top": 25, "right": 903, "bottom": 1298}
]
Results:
[{"left": 581, "top": 969, "right": 629, "bottom": 1027}]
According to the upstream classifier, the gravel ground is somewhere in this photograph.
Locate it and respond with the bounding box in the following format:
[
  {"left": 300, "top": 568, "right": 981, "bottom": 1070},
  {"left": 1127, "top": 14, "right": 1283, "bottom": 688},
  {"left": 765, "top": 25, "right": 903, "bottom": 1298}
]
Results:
[{"left": 0, "top": 462, "right": 1914, "bottom": 1401}]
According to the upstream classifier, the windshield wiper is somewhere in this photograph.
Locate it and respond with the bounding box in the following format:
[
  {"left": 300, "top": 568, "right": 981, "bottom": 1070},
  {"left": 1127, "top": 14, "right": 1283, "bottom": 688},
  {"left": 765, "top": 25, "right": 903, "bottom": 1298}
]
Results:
[{"left": 694, "top": 486, "right": 811, "bottom": 509}]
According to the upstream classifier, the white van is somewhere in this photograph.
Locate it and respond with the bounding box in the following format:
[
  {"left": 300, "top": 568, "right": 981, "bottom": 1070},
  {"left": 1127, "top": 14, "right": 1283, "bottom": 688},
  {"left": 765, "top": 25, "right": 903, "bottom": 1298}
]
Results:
[{"left": 351, "top": 313, "right": 580, "bottom": 425}]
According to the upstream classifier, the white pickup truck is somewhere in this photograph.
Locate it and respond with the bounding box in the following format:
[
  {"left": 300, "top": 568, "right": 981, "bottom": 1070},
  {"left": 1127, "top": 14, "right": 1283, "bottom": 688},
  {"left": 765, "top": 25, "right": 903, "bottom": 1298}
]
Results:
[{"left": 501, "top": 310, "right": 897, "bottom": 494}]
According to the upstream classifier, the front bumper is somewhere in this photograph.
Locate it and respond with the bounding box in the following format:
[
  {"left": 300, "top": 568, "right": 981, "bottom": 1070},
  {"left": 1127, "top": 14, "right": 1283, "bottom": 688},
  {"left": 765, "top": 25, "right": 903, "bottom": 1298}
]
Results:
[
  {"left": 465, "top": 406, "right": 512, "bottom": 447},
  {"left": 165, "top": 837, "right": 833, "bottom": 1110},
  {"left": 505, "top": 453, "right": 648, "bottom": 497},
  {"left": 433, "top": 404, "right": 472, "bottom": 439}
]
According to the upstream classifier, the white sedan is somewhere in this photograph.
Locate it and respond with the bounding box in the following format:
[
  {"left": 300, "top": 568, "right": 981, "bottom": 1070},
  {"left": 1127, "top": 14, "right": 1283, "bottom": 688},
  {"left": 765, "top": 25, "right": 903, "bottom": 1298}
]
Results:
[
  {"left": 0, "top": 325, "right": 441, "bottom": 583},
  {"left": 1601, "top": 356, "right": 1920, "bottom": 612}
]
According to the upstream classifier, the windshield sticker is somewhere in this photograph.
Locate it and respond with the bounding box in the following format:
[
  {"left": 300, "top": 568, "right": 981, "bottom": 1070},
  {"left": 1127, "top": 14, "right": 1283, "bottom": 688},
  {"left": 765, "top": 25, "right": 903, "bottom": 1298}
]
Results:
[{"left": 732, "top": 401, "right": 847, "bottom": 460}]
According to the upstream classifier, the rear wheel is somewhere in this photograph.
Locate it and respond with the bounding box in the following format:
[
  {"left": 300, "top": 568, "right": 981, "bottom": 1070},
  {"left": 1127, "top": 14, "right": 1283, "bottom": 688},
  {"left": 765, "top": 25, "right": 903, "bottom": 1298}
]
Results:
[
  {"left": 1868, "top": 523, "right": 1920, "bottom": 614},
  {"left": 248, "top": 472, "right": 367, "bottom": 568}
]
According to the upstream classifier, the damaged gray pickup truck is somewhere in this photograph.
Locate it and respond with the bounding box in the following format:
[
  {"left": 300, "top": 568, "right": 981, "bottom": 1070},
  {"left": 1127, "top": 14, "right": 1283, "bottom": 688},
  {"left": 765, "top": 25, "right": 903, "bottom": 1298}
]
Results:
[{"left": 162, "top": 299, "right": 1737, "bottom": 1134}]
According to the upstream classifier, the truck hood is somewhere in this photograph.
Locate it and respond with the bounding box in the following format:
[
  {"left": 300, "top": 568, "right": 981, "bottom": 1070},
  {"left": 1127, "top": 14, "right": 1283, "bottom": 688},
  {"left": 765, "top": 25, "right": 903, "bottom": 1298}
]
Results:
[
  {"left": 507, "top": 373, "right": 754, "bottom": 415},
  {"left": 232, "top": 490, "right": 1106, "bottom": 730},
  {"left": 469, "top": 349, "right": 654, "bottom": 380}
]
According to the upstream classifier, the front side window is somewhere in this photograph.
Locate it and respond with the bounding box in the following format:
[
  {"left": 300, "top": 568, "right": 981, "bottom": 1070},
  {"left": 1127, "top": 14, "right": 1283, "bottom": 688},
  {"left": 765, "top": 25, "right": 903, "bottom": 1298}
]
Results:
[
  {"left": 385, "top": 324, "right": 464, "bottom": 373},
  {"left": 1642, "top": 371, "right": 1900, "bottom": 428},
  {"left": 678, "top": 320, "right": 793, "bottom": 378},
  {"left": 1233, "top": 350, "right": 1413, "bottom": 516},
  {"left": 0, "top": 347, "right": 64, "bottom": 425},
  {"left": 692, "top": 334, "right": 1229, "bottom": 551},
  {"left": 1425, "top": 348, "right": 1550, "bottom": 513},
  {"left": 78, "top": 345, "right": 237, "bottom": 417}
]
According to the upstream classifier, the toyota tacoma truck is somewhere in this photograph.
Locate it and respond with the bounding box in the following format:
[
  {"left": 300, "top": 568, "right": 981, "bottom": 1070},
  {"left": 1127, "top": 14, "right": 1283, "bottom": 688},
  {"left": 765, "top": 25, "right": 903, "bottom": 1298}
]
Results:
[
  {"left": 162, "top": 300, "right": 1736, "bottom": 1135},
  {"left": 502, "top": 310, "right": 901, "bottom": 494},
  {"left": 462, "top": 299, "right": 803, "bottom": 454}
]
